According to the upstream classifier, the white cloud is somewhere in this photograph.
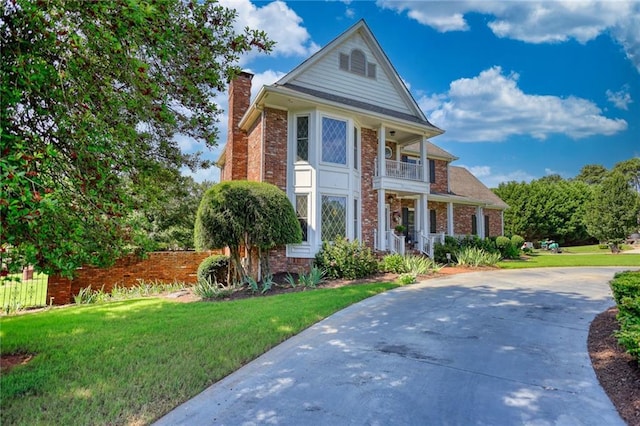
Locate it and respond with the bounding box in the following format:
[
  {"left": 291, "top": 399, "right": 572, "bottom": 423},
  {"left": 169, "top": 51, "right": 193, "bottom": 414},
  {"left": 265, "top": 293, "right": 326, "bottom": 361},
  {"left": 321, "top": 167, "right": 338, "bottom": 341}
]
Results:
[
  {"left": 219, "top": 0, "right": 319, "bottom": 59},
  {"left": 606, "top": 86, "right": 633, "bottom": 110},
  {"left": 376, "top": 0, "right": 640, "bottom": 72},
  {"left": 419, "top": 66, "right": 627, "bottom": 142},
  {"left": 247, "top": 69, "right": 287, "bottom": 101},
  {"left": 458, "top": 164, "right": 537, "bottom": 188}
]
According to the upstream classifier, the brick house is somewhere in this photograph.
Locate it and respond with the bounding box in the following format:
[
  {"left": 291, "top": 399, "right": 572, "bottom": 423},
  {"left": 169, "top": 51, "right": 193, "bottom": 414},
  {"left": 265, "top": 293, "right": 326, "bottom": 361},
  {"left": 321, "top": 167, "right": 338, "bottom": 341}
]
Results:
[{"left": 217, "top": 20, "right": 507, "bottom": 274}]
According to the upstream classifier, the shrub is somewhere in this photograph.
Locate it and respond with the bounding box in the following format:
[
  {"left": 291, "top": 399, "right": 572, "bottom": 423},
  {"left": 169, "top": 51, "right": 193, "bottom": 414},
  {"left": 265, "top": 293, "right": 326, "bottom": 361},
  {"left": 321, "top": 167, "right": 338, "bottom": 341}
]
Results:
[
  {"left": 610, "top": 271, "right": 640, "bottom": 362},
  {"left": 193, "top": 277, "right": 234, "bottom": 299},
  {"left": 380, "top": 254, "right": 407, "bottom": 273},
  {"left": 496, "top": 236, "right": 510, "bottom": 249},
  {"left": 197, "top": 255, "right": 229, "bottom": 285},
  {"left": 434, "top": 235, "right": 499, "bottom": 264},
  {"left": 433, "top": 236, "right": 462, "bottom": 263},
  {"left": 403, "top": 255, "right": 437, "bottom": 275},
  {"left": 455, "top": 247, "right": 501, "bottom": 267},
  {"left": 610, "top": 271, "right": 640, "bottom": 303},
  {"left": 396, "top": 273, "right": 417, "bottom": 285},
  {"left": 314, "top": 237, "right": 378, "bottom": 280},
  {"left": 510, "top": 235, "right": 525, "bottom": 249}
]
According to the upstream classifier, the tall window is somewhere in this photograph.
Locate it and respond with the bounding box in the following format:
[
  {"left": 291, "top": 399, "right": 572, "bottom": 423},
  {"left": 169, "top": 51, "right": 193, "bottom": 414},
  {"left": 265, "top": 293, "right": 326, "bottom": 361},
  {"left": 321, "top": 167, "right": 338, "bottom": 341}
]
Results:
[
  {"left": 353, "top": 198, "right": 359, "bottom": 240},
  {"left": 353, "top": 127, "right": 358, "bottom": 170},
  {"left": 471, "top": 214, "right": 478, "bottom": 235},
  {"left": 322, "top": 117, "right": 347, "bottom": 165},
  {"left": 430, "top": 209, "right": 437, "bottom": 233},
  {"left": 429, "top": 159, "right": 436, "bottom": 183},
  {"left": 296, "top": 194, "right": 309, "bottom": 242},
  {"left": 321, "top": 195, "right": 346, "bottom": 241},
  {"left": 296, "top": 116, "right": 309, "bottom": 162},
  {"left": 484, "top": 215, "right": 490, "bottom": 237}
]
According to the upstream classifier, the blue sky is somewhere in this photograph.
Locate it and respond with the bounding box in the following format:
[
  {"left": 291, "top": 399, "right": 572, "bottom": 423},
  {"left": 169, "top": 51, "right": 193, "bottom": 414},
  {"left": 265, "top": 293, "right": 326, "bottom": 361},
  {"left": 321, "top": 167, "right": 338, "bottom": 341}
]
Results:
[{"left": 181, "top": 0, "right": 640, "bottom": 188}]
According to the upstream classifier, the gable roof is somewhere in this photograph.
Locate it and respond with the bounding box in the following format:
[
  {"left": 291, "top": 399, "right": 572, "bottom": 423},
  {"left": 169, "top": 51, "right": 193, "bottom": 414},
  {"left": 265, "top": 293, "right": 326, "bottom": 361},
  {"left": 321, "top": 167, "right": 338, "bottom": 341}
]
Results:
[
  {"left": 448, "top": 166, "right": 509, "bottom": 209},
  {"left": 404, "top": 141, "right": 458, "bottom": 161},
  {"left": 273, "top": 19, "right": 440, "bottom": 132}
]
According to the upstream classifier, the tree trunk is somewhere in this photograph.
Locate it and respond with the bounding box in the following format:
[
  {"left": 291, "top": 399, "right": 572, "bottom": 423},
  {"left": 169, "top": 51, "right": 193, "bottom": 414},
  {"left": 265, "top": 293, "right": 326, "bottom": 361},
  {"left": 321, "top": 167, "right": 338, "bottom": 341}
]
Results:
[{"left": 610, "top": 243, "right": 621, "bottom": 254}]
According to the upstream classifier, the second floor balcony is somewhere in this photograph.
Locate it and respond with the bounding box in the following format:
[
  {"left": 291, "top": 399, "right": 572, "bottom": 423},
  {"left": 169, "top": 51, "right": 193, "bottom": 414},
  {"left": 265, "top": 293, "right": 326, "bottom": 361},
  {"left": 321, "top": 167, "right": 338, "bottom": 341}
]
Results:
[{"left": 373, "top": 157, "right": 429, "bottom": 193}]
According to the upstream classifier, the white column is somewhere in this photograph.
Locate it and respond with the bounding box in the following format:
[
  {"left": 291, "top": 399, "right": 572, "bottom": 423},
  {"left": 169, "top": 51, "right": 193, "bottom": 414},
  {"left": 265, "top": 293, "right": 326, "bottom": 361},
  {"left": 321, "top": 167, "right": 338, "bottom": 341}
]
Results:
[
  {"left": 420, "top": 137, "right": 428, "bottom": 182},
  {"left": 378, "top": 189, "right": 386, "bottom": 250},
  {"left": 420, "top": 194, "right": 428, "bottom": 235},
  {"left": 447, "top": 202, "right": 454, "bottom": 236},
  {"left": 476, "top": 206, "right": 485, "bottom": 239},
  {"left": 378, "top": 125, "right": 386, "bottom": 177}
]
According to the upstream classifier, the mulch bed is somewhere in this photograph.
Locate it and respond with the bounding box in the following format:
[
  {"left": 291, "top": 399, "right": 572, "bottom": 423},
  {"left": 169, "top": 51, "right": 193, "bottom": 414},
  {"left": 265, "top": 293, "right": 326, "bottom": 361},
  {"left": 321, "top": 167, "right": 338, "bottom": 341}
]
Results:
[{"left": 588, "top": 307, "right": 640, "bottom": 425}]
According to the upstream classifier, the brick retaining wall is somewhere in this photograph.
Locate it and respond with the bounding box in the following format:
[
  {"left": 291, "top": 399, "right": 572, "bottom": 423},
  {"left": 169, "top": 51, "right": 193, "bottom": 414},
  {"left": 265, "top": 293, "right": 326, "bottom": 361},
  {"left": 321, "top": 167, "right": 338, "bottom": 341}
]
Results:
[{"left": 47, "top": 251, "right": 221, "bottom": 305}]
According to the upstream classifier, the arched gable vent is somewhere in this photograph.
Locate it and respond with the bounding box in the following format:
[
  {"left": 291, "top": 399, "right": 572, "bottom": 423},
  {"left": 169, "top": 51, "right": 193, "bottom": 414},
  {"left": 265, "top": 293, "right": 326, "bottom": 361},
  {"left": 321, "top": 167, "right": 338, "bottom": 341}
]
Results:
[{"left": 339, "top": 49, "right": 376, "bottom": 79}]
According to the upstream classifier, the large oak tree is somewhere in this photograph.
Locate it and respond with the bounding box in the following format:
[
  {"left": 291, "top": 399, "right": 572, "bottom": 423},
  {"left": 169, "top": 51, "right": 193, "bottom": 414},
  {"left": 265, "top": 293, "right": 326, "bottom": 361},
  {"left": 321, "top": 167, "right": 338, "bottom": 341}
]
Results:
[{"left": 1, "top": 0, "right": 272, "bottom": 276}]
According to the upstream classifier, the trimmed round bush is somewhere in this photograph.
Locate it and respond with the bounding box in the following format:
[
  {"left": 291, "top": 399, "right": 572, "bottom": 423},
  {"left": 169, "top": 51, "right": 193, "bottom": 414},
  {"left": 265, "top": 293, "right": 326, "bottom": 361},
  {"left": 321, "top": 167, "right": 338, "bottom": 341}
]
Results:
[
  {"left": 511, "top": 235, "right": 525, "bottom": 249},
  {"left": 495, "top": 236, "right": 511, "bottom": 249},
  {"left": 197, "top": 254, "right": 229, "bottom": 284}
]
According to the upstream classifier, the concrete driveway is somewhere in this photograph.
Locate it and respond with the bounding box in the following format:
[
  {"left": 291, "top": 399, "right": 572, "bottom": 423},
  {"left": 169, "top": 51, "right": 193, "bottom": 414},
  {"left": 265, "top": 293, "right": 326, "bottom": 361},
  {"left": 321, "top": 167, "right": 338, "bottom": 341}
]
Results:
[{"left": 156, "top": 267, "right": 632, "bottom": 425}]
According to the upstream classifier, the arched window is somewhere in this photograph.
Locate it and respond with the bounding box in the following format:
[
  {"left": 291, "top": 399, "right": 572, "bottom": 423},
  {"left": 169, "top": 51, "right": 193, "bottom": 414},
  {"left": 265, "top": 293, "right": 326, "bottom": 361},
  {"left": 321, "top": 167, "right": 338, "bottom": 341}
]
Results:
[{"left": 339, "top": 49, "right": 376, "bottom": 79}]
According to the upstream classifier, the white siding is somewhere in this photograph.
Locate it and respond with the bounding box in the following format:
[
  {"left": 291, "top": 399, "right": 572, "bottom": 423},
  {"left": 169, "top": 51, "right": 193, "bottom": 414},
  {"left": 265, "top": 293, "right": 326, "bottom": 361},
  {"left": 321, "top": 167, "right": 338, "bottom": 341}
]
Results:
[{"left": 290, "top": 34, "right": 414, "bottom": 116}]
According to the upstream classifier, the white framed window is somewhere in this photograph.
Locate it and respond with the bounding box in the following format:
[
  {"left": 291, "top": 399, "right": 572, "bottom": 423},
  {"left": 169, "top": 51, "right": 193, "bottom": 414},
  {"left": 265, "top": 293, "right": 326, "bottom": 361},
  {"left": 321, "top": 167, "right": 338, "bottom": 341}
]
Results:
[
  {"left": 296, "top": 115, "right": 309, "bottom": 162},
  {"left": 353, "top": 198, "right": 359, "bottom": 241},
  {"left": 296, "top": 194, "right": 309, "bottom": 242},
  {"left": 353, "top": 126, "right": 359, "bottom": 170},
  {"left": 321, "top": 195, "right": 347, "bottom": 242},
  {"left": 322, "top": 117, "right": 347, "bottom": 165}
]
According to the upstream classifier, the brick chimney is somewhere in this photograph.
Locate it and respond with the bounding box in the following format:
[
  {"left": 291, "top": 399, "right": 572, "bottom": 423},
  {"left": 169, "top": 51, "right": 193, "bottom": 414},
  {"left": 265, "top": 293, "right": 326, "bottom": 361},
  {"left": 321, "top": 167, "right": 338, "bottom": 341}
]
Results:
[{"left": 223, "top": 71, "right": 253, "bottom": 181}]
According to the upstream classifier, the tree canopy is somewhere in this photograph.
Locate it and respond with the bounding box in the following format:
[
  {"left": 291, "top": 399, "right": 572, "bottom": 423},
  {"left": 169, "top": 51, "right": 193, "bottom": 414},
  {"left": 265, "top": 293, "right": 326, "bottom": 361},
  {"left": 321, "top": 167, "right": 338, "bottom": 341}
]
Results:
[
  {"left": 493, "top": 178, "right": 593, "bottom": 245},
  {"left": 584, "top": 171, "right": 640, "bottom": 251},
  {"left": 194, "top": 181, "right": 302, "bottom": 283},
  {"left": 1, "top": 0, "right": 273, "bottom": 276}
]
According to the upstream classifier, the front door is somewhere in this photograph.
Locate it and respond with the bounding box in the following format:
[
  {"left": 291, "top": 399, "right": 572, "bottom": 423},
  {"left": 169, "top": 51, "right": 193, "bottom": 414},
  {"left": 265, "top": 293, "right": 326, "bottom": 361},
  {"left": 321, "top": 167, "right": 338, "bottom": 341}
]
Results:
[{"left": 402, "top": 207, "right": 416, "bottom": 242}]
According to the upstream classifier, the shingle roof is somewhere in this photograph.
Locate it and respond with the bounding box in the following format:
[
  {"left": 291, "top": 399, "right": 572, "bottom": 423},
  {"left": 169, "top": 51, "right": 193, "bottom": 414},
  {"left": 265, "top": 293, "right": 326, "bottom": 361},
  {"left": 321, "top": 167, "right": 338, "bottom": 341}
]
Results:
[
  {"left": 404, "top": 141, "right": 457, "bottom": 161},
  {"left": 449, "top": 166, "right": 509, "bottom": 209},
  {"left": 281, "top": 83, "right": 440, "bottom": 129}
]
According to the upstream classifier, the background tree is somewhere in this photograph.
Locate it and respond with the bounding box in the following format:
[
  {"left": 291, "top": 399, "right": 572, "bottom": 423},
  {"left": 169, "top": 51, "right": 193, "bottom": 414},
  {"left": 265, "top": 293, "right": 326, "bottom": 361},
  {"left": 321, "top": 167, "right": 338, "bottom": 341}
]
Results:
[
  {"left": 1, "top": 0, "right": 273, "bottom": 276},
  {"left": 194, "top": 181, "right": 301, "bottom": 284},
  {"left": 575, "top": 164, "right": 608, "bottom": 185},
  {"left": 612, "top": 158, "right": 640, "bottom": 192},
  {"left": 493, "top": 178, "right": 593, "bottom": 245},
  {"left": 130, "top": 172, "right": 212, "bottom": 251},
  {"left": 584, "top": 171, "right": 640, "bottom": 252}
]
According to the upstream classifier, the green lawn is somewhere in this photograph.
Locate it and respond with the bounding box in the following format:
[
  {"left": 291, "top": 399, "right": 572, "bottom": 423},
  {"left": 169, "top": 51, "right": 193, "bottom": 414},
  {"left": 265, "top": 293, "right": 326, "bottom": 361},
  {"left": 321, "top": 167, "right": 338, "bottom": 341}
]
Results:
[
  {"left": 560, "top": 244, "right": 633, "bottom": 254},
  {"left": 499, "top": 251, "right": 640, "bottom": 269},
  {"left": 0, "top": 282, "right": 399, "bottom": 425}
]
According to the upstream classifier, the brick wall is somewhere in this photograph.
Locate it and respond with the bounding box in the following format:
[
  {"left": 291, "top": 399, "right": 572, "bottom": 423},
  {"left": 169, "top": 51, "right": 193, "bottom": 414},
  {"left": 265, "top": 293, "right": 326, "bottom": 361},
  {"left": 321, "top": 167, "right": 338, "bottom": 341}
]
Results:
[
  {"left": 485, "top": 209, "right": 503, "bottom": 237},
  {"left": 262, "top": 107, "right": 288, "bottom": 191},
  {"left": 361, "top": 128, "right": 378, "bottom": 248},
  {"left": 47, "top": 251, "right": 221, "bottom": 305},
  {"left": 430, "top": 159, "right": 449, "bottom": 193},
  {"left": 454, "top": 205, "right": 476, "bottom": 235},
  {"left": 225, "top": 72, "right": 253, "bottom": 181},
  {"left": 428, "top": 201, "right": 449, "bottom": 233},
  {"left": 246, "top": 118, "right": 263, "bottom": 182}
]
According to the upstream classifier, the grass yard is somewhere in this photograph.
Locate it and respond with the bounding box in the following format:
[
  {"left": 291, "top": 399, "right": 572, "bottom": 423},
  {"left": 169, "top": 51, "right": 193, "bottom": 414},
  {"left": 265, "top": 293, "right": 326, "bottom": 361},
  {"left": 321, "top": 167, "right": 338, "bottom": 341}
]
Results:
[
  {"left": 499, "top": 251, "right": 640, "bottom": 269},
  {"left": 560, "top": 244, "right": 633, "bottom": 254},
  {"left": 0, "top": 282, "right": 399, "bottom": 425}
]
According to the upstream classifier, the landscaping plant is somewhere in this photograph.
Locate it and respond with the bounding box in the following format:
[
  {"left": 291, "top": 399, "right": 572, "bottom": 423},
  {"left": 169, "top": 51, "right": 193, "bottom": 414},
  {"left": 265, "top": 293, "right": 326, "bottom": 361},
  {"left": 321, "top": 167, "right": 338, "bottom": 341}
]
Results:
[
  {"left": 456, "top": 247, "right": 501, "bottom": 267},
  {"left": 609, "top": 271, "right": 640, "bottom": 363},
  {"left": 314, "top": 237, "right": 378, "bottom": 280},
  {"left": 380, "top": 253, "right": 407, "bottom": 273}
]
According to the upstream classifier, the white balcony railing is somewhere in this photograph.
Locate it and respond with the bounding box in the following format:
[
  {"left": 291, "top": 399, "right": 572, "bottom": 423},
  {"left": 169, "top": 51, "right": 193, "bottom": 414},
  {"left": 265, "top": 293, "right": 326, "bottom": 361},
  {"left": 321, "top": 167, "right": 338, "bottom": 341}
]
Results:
[{"left": 374, "top": 158, "right": 423, "bottom": 182}]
